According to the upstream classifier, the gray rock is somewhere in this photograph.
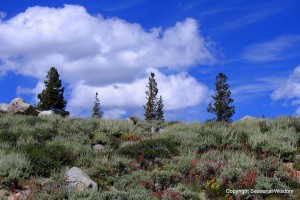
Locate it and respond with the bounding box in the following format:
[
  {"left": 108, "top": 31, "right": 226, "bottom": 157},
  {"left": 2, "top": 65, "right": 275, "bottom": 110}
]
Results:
[
  {"left": 125, "top": 118, "right": 134, "bottom": 124},
  {"left": 92, "top": 144, "right": 105, "bottom": 153},
  {"left": 0, "top": 103, "right": 8, "bottom": 112},
  {"left": 7, "top": 98, "right": 39, "bottom": 116},
  {"left": 239, "top": 115, "right": 261, "bottom": 121},
  {"left": 38, "top": 110, "right": 55, "bottom": 117},
  {"left": 8, "top": 190, "right": 29, "bottom": 200},
  {"left": 159, "top": 128, "right": 165, "bottom": 133},
  {"left": 151, "top": 126, "right": 156, "bottom": 134},
  {"left": 64, "top": 167, "right": 98, "bottom": 195},
  {"left": 151, "top": 126, "right": 161, "bottom": 133}
]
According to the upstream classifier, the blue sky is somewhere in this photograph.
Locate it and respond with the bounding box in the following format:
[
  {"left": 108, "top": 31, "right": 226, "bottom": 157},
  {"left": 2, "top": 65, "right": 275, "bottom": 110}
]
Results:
[{"left": 1, "top": 0, "right": 300, "bottom": 121}]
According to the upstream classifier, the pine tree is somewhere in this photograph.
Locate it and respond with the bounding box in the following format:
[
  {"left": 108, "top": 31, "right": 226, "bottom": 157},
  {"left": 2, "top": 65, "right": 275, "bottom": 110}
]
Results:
[
  {"left": 92, "top": 92, "right": 103, "bottom": 118},
  {"left": 156, "top": 95, "right": 164, "bottom": 121},
  {"left": 207, "top": 73, "right": 235, "bottom": 122},
  {"left": 143, "top": 72, "right": 158, "bottom": 121},
  {"left": 37, "top": 67, "right": 69, "bottom": 116}
]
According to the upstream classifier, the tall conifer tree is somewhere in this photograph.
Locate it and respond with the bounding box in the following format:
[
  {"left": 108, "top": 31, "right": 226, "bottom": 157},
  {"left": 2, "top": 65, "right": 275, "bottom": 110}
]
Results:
[
  {"left": 207, "top": 73, "right": 235, "bottom": 122},
  {"left": 37, "top": 67, "right": 69, "bottom": 116},
  {"left": 143, "top": 72, "right": 158, "bottom": 121},
  {"left": 92, "top": 92, "right": 103, "bottom": 118},
  {"left": 156, "top": 95, "right": 164, "bottom": 121},
  {"left": 143, "top": 72, "right": 164, "bottom": 121}
]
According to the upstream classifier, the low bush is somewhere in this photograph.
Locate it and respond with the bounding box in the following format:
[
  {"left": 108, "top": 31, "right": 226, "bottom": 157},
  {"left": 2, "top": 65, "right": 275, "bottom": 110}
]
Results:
[
  {"left": 293, "top": 160, "right": 300, "bottom": 171},
  {"left": 114, "top": 170, "right": 152, "bottom": 191},
  {"left": 91, "top": 132, "right": 110, "bottom": 145},
  {"left": 259, "top": 120, "right": 271, "bottom": 133},
  {"left": 255, "top": 156, "right": 281, "bottom": 177},
  {"left": 117, "top": 138, "right": 179, "bottom": 160},
  {"left": 254, "top": 176, "right": 288, "bottom": 190},
  {"left": 69, "top": 190, "right": 102, "bottom": 200},
  {"left": 20, "top": 143, "right": 75, "bottom": 177},
  {"left": 32, "top": 122, "right": 57, "bottom": 143},
  {"left": 27, "top": 179, "right": 68, "bottom": 200},
  {"left": 0, "top": 153, "right": 31, "bottom": 189},
  {"left": 128, "top": 190, "right": 157, "bottom": 200},
  {"left": 121, "top": 132, "right": 141, "bottom": 142},
  {"left": 0, "top": 129, "right": 20, "bottom": 146},
  {"left": 219, "top": 167, "right": 245, "bottom": 186},
  {"left": 164, "top": 155, "right": 196, "bottom": 174},
  {"left": 98, "top": 191, "right": 128, "bottom": 199}
]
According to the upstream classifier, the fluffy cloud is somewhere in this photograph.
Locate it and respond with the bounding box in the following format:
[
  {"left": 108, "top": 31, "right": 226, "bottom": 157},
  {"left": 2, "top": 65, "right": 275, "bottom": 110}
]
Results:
[
  {"left": 68, "top": 69, "right": 209, "bottom": 117},
  {"left": 272, "top": 66, "right": 300, "bottom": 100},
  {"left": 272, "top": 66, "right": 300, "bottom": 115},
  {"left": 0, "top": 5, "right": 215, "bottom": 84},
  {"left": 0, "top": 5, "right": 214, "bottom": 119}
]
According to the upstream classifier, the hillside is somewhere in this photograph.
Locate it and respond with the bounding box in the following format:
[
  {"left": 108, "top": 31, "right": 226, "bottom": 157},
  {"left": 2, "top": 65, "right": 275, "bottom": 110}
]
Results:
[{"left": 0, "top": 114, "right": 300, "bottom": 199}]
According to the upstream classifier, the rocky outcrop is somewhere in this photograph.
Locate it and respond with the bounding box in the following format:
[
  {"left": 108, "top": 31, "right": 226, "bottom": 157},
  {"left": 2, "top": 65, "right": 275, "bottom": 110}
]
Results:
[
  {"left": 7, "top": 98, "right": 39, "bottom": 116},
  {"left": 0, "top": 103, "right": 8, "bottom": 112},
  {"left": 239, "top": 115, "right": 261, "bottom": 121},
  {"left": 125, "top": 118, "right": 134, "bottom": 124},
  {"left": 38, "top": 110, "right": 55, "bottom": 117},
  {"left": 0, "top": 98, "right": 56, "bottom": 116},
  {"left": 64, "top": 167, "right": 98, "bottom": 195}
]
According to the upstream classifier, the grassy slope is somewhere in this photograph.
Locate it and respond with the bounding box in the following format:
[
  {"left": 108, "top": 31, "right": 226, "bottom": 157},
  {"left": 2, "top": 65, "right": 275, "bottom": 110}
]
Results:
[{"left": 0, "top": 114, "right": 300, "bottom": 199}]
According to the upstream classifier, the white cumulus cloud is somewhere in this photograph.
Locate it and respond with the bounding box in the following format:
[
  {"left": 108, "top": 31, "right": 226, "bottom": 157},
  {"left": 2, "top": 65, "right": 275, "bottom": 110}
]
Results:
[
  {"left": 272, "top": 66, "right": 300, "bottom": 100},
  {"left": 272, "top": 66, "right": 300, "bottom": 116},
  {"left": 0, "top": 4, "right": 215, "bottom": 84},
  {"left": 68, "top": 69, "right": 209, "bottom": 117}
]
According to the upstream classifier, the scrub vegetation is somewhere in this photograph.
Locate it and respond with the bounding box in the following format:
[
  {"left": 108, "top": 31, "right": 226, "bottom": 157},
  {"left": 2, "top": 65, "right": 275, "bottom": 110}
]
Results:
[{"left": 0, "top": 114, "right": 300, "bottom": 199}]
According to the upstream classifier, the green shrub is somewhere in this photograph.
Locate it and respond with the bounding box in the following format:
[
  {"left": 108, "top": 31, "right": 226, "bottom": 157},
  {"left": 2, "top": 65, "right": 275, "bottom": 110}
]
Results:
[
  {"left": 0, "top": 129, "right": 20, "bottom": 145},
  {"left": 166, "top": 184, "right": 199, "bottom": 200},
  {"left": 96, "top": 119, "right": 136, "bottom": 135},
  {"left": 29, "top": 179, "right": 68, "bottom": 200},
  {"left": 127, "top": 188, "right": 157, "bottom": 200},
  {"left": 254, "top": 176, "right": 288, "bottom": 190},
  {"left": 293, "top": 160, "right": 300, "bottom": 171},
  {"left": 162, "top": 187, "right": 198, "bottom": 200},
  {"left": 21, "top": 143, "right": 75, "bottom": 177},
  {"left": 255, "top": 156, "right": 281, "bottom": 177},
  {"left": 114, "top": 170, "right": 152, "bottom": 191},
  {"left": 165, "top": 122, "right": 227, "bottom": 154},
  {"left": 99, "top": 191, "right": 128, "bottom": 200},
  {"left": 259, "top": 120, "right": 270, "bottom": 133},
  {"left": 219, "top": 167, "right": 244, "bottom": 185},
  {"left": 33, "top": 122, "right": 57, "bottom": 142},
  {"left": 90, "top": 163, "right": 119, "bottom": 191},
  {"left": 249, "top": 127, "right": 297, "bottom": 161},
  {"left": 92, "top": 132, "right": 110, "bottom": 145},
  {"left": 164, "top": 155, "right": 196, "bottom": 174},
  {"left": 0, "top": 141, "right": 13, "bottom": 156},
  {"left": 0, "top": 153, "right": 31, "bottom": 189},
  {"left": 225, "top": 129, "right": 250, "bottom": 149},
  {"left": 69, "top": 190, "right": 101, "bottom": 200},
  {"left": 117, "top": 138, "right": 179, "bottom": 160}
]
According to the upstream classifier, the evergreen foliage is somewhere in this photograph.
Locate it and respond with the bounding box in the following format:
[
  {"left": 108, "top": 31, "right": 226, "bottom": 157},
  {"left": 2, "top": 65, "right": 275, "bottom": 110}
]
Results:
[
  {"left": 156, "top": 95, "right": 164, "bottom": 121},
  {"left": 37, "top": 67, "right": 69, "bottom": 116},
  {"left": 207, "top": 73, "right": 235, "bottom": 122},
  {"left": 143, "top": 72, "right": 159, "bottom": 121},
  {"left": 92, "top": 92, "right": 103, "bottom": 118}
]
